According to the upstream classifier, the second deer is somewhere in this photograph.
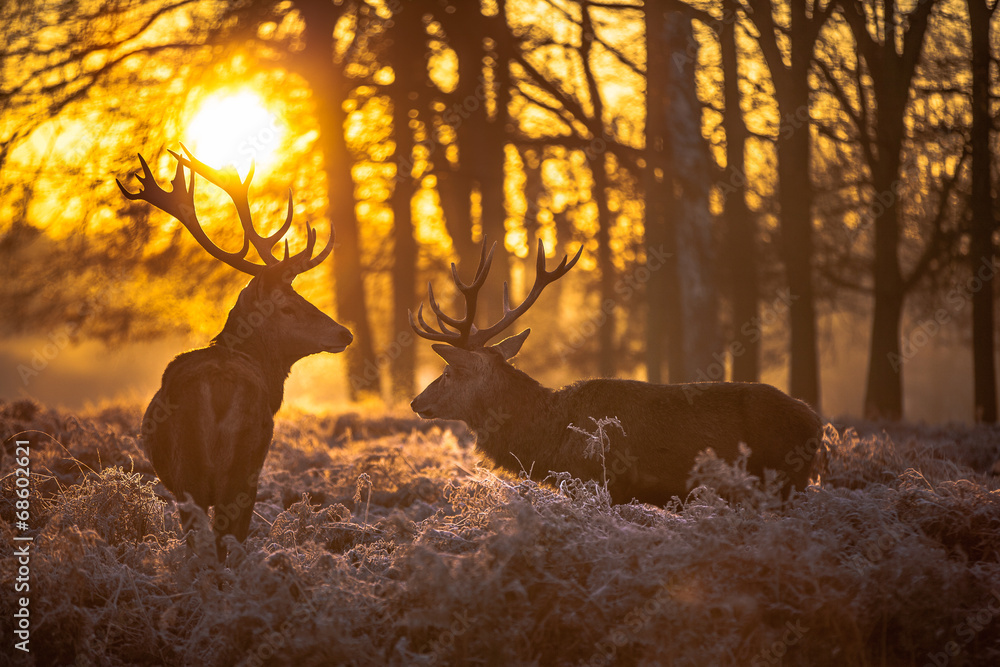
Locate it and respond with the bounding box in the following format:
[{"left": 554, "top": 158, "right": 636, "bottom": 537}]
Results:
[
  {"left": 409, "top": 240, "right": 822, "bottom": 505},
  {"left": 119, "top": 146, "right": 353, "bottom": 558}
]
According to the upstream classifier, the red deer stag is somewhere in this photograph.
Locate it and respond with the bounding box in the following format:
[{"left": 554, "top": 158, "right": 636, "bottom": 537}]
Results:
[
  {"left": 118, "top": 146, "right": 353, "bottom": 558},
  {"left": 409, "top": 240, "right": 822, "bottom": 505}
]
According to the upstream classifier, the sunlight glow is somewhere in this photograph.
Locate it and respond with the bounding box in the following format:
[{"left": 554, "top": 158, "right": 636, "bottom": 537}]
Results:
[{"left": 185, "top": 91, "right": 284, "bottom": 177}]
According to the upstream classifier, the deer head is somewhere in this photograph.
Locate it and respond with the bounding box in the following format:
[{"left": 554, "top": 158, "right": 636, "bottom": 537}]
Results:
[
  {"left": 117, "top": 145, "right": 353, "bottom": 363},
  {"left": 409, "top": 238, "right": 581, "bottom": 421}
]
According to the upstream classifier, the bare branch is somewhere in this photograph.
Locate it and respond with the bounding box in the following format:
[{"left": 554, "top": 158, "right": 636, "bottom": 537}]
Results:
[{"left": 903, "top": 145, "right": 969, "bottom": 292}]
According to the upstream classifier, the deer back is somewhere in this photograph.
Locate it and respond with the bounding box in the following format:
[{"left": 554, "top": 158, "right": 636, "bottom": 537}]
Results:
[
  {"left": 553, "top": 380, "right": 822, "bottom": 504},
  {"left": 141, "top": 344, "right": 275, "bottom": 509}
]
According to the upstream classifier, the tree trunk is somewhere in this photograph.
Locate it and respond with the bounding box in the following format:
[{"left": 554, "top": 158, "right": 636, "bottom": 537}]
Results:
[
  {"left": 593, "top": 152, "right": 617, "bottom": 377},
  {"left": 581, "top": 6, "right": 616, "bottom": 377},
  {"left": 863, "top": 86, "right": 907, "bottom": 420},
  {"left": 437, "top": 0, "right": 510, "bottom": 323},
  {"left": 854, "top": 0, "right": 942, "bottom": 421},
  {"left": 777, "top": 0, "right": 819, "bottom": 408},
  {"left": 390, "top": 173, "right": 418, "bottom": 402},
  {"left": 644, "top": 7, "right": 719, "bottom": 383},
  {"left": 744, "top": 0, "right": 824, "bottom": 407},
  {"left": 968, "top": 0, "right": 997, "bottom": 422},
  {"left": 436, "top": 168, "right": 478, "bottom": 266},
  {"left": 298, "top": 1, "right": 378, "bottom": 401},
  {"left": 662, "top": 11, "right": 719, "bottom": 382},
  {"left": 435, "top": 1, "right": 481, "bottom": 270},
  {"left": 720, "top": 4, "right": 759, "bottom": 382},
  {"left": 643, "top": 0, "right": 673, "bottom": 384},
  {"left": 865, "top": 256, "right": 904, "bottom": 419},
  {"left": 479, "top": 0, "right": 513, "bottom": 324},
  {"left": 387, "top": 9, "right": 421, "bottom": 403}
]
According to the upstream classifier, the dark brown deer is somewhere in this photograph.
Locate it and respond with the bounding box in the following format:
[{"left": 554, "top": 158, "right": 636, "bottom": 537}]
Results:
[
  {"left": 409, "top": 240, "right": 823, "bottom": 505},
  {"left": 118, "top": 146, "right": 353, "bottom": 558}
]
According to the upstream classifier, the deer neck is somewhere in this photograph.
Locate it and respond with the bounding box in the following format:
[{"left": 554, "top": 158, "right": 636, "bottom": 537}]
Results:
[
  {"left": 468, "top": 368, "right": 563, "bottom": 476},
  {"left": 210, "top": 304, "right": 293, "bottom": 414}
]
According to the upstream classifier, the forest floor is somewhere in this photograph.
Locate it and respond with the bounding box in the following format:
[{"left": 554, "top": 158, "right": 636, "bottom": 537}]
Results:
[{"left": 2, "top": 399, "right": 1000, "bottom": 666}]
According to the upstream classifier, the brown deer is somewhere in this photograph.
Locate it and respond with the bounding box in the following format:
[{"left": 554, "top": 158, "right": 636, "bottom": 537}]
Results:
[
  {"left": 409, "top": 240, "right": 823, "bottom": 506},
  {"left": 118, "top": 146, "right": 353, "bottom": 558}
]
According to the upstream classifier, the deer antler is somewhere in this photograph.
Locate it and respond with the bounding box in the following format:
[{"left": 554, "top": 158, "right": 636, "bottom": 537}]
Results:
[
  {"left": 467, "top": 239, "right": 582, "bottom": 347},
  {"left": 117, "top": 145, "right": 333, "bottom": 278},
  {"left": 410, "top": 238, "right": 582, "bottom": 349},
  {"left": 409, "top": 240, "right": 496, "bottom": 347}
]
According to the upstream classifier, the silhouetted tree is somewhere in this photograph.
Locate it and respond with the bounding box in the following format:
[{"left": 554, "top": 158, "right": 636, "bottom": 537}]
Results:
[
  {"left": 643, "top": 1, "right": 677, "bottom": 383},
  {"left": 283, "top": 1, "right": 379, "bottom": 400},
  {"left": 0, "top": 0, "right": 235, "bottom": 341},
  {"left": 967, "top": 0, "right": 998, "bottom": 422},
  {"left": 435, "top": 0, "right": 514, "bottom": 323},
  {"left": 385, "top": 5, "right": 425, "bottom": 401},
  {"left": 841, "top": 0, "right": 942, "bottom": 419},
  {"left": 739, "top": 0, "right": 835, "bottom": 409},
  {"left": 720, "top": 0, "right": 760, "bottom": 382},
  {"left": 646, "top": 5, "right": 721, "bottom": 382}
]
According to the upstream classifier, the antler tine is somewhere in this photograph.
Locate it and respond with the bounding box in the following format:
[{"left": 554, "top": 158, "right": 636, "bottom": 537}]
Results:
[
  {"left": 409, "top": 239, "right": 499, "bottom": 347},
  {"left": 450, "top": 240, "right": 495, "bottom": 345},
  {"left": 452, "top": 239, "right": 496, "bottom": 292},
  {"left": 427, "top": 281, "right": 467, "bottom": 330},
  {"left": 254, "top": 187, "right": 296, "bottom": 265},
  {"left": 270, "top": 214, "right": 336, "bottom": 281},
  {"left": 302, "top": 221, "right": 336, "bottom": 272},
  {"left": 118, "top": 152, "right": 261, "bottom": 275},
  {"left": 467, "top": 239, "right": 583, "bottom": 348},
  {"left": 408, "top": 303, "right": 462, "bottom": 343}
]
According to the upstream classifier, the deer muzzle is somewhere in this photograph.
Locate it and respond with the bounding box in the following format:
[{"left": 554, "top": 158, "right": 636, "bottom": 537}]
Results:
[
  {"left": 410, "top": 390, "right": 436, "bottom": 419},
  {"left": 323, "top": 326, "right": 354, "bottom": 353}
]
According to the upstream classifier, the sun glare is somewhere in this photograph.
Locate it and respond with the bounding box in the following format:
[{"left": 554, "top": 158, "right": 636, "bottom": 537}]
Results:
[{"left": 185, "top": 91, "right": 284, "bottom": 177}]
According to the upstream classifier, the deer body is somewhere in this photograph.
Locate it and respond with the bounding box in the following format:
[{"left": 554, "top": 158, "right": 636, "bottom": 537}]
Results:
[
  {"left": 409, "top": 240, "right": 822, "bottom": 505},
  {"left": 413, "top": 352, "right": 819, "bottom": 504},
  {"left": 120, "top": 147, "right": 351, "bottom": 557},
  {"left": 144, "top": 346, "right": 276, "bottom": 546}
]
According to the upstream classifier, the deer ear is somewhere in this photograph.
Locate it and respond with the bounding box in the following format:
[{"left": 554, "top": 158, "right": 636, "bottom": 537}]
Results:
[
  {"left": 431, "top": 344, "right": 475, "bottom": 367},
  {"left": 492, "top": 329, "right": 530, "bottom": 361}
]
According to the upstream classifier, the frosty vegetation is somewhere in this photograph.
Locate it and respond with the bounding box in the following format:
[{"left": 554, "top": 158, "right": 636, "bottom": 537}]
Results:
[{"left": 2, "top": 399, "right": 999, "bottom": 666}]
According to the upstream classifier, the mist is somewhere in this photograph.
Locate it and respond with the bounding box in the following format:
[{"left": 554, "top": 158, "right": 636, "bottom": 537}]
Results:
[{"left": 0, "top": 308, "right": 979, "bottom": 423}]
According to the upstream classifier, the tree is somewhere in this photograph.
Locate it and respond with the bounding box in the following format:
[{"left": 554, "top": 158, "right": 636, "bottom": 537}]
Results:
[
  {"left": 841, "top": 0, "right": 941, "bottom": 419},
  {"left": 435, "top": 0, "right": 515, "bottom": 324},
  {"left": 646, "top": 4, "right": 721, "bottom": 382},
  {"left": 578, "top": 2, "right": 619, "bottom": 377},
  {"left": 739, "top": 0, "right": 835, "bottom": 409},
  {"left": 385, "top": 4, "right": 424, "bottom": 402},
  {"left": 509, "top": 0, "right": 632, "bottom": 376},
  {"left": 720, "top": 0, "right": 760, "bottom": 382},
  {"left": 283, "top": 1, "right": 380, "bottom": 401},
  {"left": 967, "top": 0, "right": 998, "bottom": 422},
  {"left": 643, "top": 1, "right": 677, "bottom": 383},
  {"left": 0, "top": 0, "right": 237, "bottom": 341}
]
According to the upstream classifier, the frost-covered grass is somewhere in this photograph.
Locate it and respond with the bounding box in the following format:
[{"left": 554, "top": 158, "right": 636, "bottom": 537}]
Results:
[{"left": 2, "top": 399, "right": 999, "bottom": 666}]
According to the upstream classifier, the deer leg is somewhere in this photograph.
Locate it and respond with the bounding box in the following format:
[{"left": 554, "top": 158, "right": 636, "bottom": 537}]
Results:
[
  {"left": 177, "top": 507, "right": 196, "bottom": 551},
  {"left": 173, "top": 487, "right": 215, "bottom": 554},
  {"left": 212, "top": 481, "right": 259, "bottom": 560}
]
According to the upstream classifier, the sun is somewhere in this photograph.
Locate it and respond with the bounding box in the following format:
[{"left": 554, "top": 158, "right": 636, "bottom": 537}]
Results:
[{"left": 185, "top": 91, "right": 284, "bottom": 177}]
